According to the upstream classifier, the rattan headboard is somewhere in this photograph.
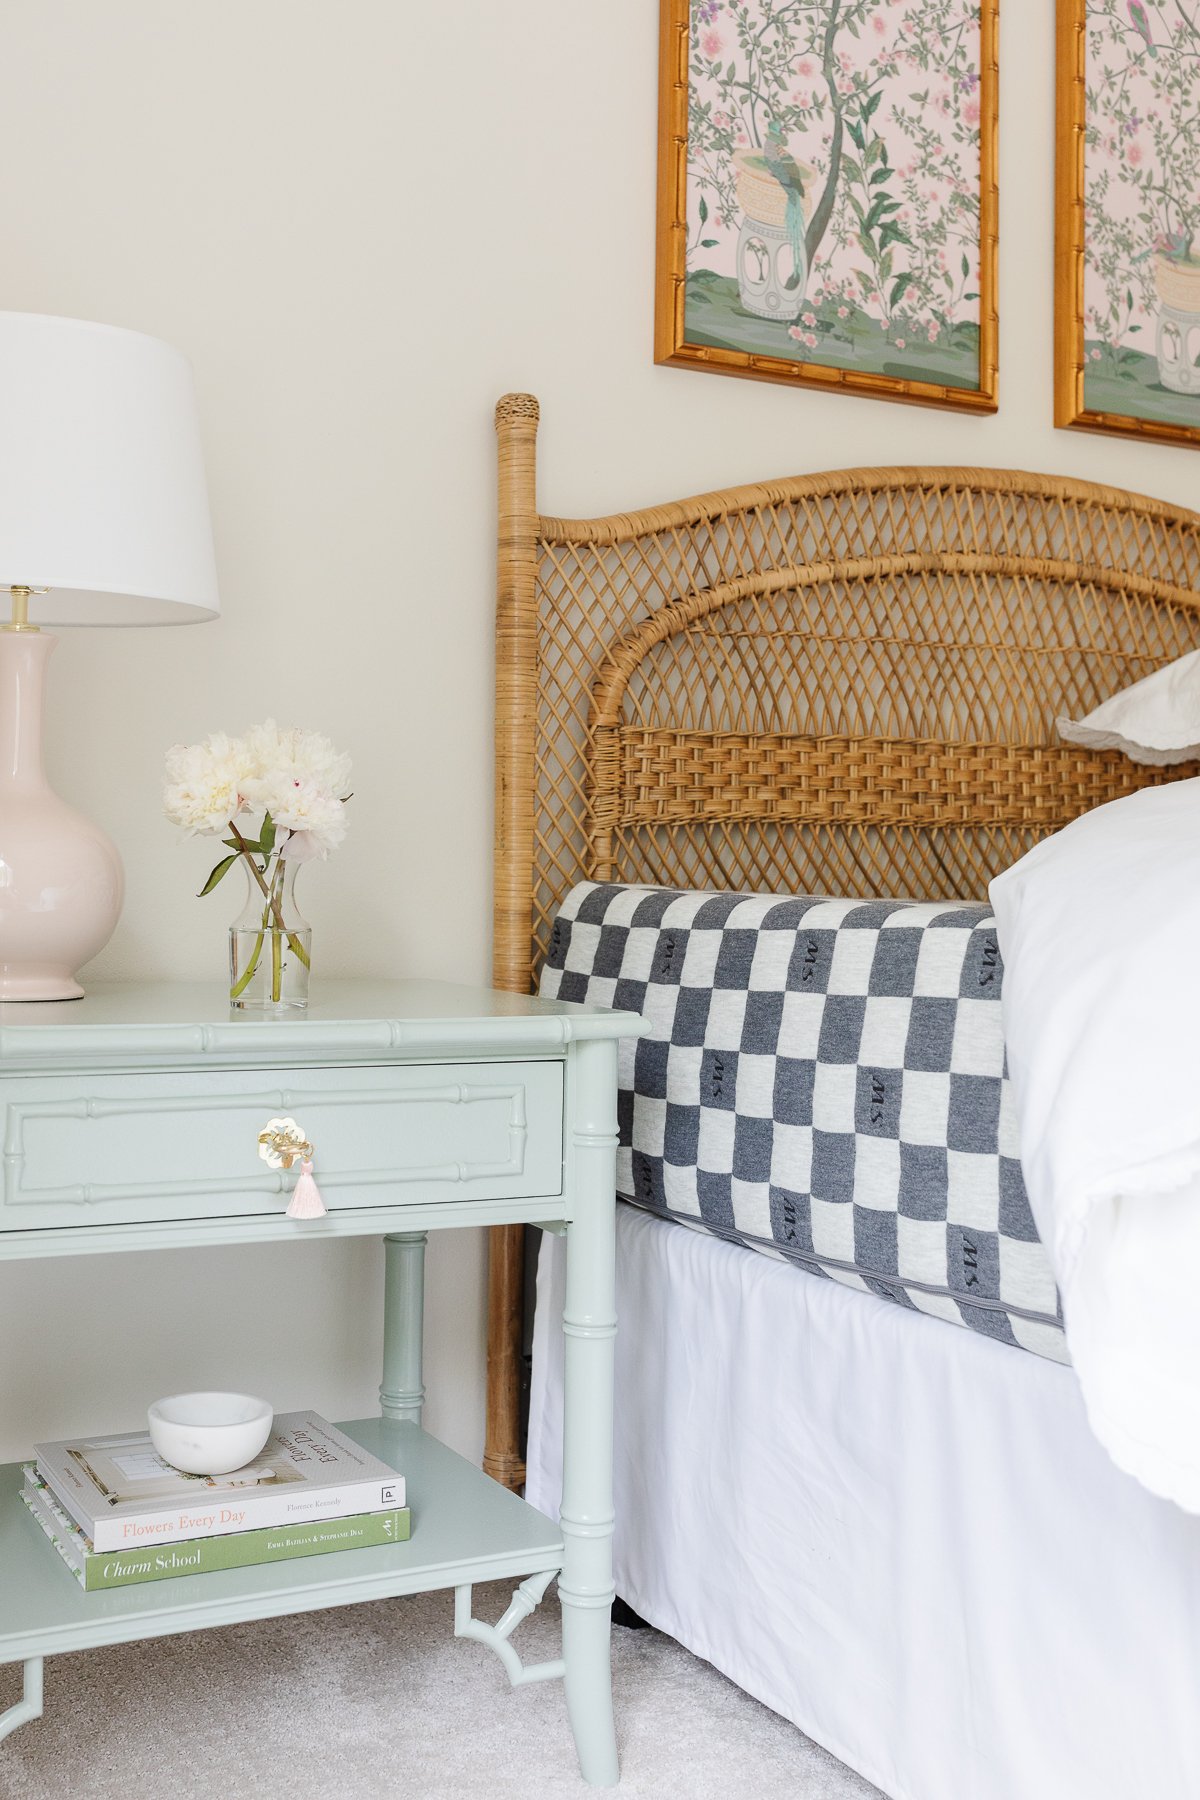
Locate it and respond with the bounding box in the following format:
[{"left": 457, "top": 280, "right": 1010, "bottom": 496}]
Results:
[
  {"left": 483, "top": 389, "right": 1200, "bottom": 1487},
  {"left": 493, "top": 392, "right": 1200, "bottom": 998}
]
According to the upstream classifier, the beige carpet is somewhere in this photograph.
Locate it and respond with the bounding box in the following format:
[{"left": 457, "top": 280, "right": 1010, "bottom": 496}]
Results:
[{"left": 0, "top": 1583, "right": 884, "bottom": 1798}]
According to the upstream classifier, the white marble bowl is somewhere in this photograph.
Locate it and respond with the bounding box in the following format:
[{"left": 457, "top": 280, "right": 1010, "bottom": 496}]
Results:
[{"left": 148, "top": 1392, "right": 273, "bottom": 1476}]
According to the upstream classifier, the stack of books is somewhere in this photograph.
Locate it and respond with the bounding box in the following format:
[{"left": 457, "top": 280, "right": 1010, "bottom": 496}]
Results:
[{"left": 23, "top": 1412, "right": 409, "bottom": 1592}]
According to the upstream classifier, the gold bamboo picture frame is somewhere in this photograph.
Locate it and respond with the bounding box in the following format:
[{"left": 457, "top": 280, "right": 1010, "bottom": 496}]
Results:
[
  {"left": 655, "top": 0, "right": 998, "bottom": 413},
  {"left": 1056, "top": 0, "right": 1200, "bottom": 448}
]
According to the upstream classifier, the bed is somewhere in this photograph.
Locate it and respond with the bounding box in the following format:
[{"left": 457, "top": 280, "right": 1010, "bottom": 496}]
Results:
[{"left": 486, "top": 394, "right": 1200, "bottom": 1799}]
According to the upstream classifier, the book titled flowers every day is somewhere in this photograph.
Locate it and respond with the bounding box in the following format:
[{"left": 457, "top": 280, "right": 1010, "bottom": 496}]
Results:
[{"left": 35, "top": 1413, "right": 404, "bottom": 1553}]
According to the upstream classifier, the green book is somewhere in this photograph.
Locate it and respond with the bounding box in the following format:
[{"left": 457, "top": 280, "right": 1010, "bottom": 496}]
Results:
[{"left": 21, "top": 1467, "right": 411, "bottom": 1592}]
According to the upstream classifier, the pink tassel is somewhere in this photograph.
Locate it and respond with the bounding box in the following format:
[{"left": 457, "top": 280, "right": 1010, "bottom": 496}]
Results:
[{"left": 286, "top": 1158, "right": 327, "bottom": 1220}]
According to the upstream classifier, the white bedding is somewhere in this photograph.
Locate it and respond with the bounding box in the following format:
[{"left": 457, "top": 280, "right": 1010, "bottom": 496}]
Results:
[
  {"left": 990, "top": 777, "right": 1200, "bottom": 1510},
  {"left": 528, "top": 1205, "right": 1200, "bottom": 1800}
]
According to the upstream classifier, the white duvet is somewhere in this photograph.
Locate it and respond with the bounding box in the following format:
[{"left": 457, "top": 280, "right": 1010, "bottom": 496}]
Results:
[{"left": 990, "top": 776, "right": 1200, "bottom": 1511}]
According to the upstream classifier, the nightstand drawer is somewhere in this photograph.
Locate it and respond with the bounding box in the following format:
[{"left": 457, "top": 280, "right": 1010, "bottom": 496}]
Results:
[{"left": 0, "top": 1061, "right": 564, "bottom": 1230}]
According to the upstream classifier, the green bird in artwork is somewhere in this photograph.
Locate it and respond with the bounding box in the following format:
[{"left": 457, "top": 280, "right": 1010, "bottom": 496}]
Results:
[
  {"left": 1127, "top": 0, "right": 1157, "bottom": 56},
  {"left": 763, "top": 119, "right": 806, "bottom": 290}
]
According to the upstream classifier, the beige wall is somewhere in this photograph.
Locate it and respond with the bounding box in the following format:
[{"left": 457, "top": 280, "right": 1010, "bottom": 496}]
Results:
[{"left": 1, "top": 0, "right": 1195, "bottom": 1466}]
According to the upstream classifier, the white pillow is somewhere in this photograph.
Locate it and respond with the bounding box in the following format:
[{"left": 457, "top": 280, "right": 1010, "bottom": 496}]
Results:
[
  {"left": 1058, "top": 646, "right": 1200, "bottom": 765},
  {"left": 990, "top": 776, "right": 1200, "bottom": 1508}
]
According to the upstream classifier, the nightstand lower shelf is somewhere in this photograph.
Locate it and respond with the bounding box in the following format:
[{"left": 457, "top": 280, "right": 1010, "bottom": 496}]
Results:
[{"left": 0, "top": 1417, "right": 563, "bottom": 1663}]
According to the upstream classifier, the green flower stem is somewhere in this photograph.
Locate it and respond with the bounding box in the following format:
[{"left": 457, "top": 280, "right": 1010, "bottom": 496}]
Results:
[
  {"left": 267, "top": 859, "right": 284, "bottom": 1002},
  {"left": 228, "top": 822, "right": 311, "bottom": 971},
  {"left": 230, "top": 929, "right": 266, "bottom": 1001},
  {"left": 285, "top": 929, "right": 311, "bottom": 969}
]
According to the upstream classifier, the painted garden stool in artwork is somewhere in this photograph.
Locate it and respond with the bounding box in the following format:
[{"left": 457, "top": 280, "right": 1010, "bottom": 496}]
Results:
[
  {"left": 1154, "top": 255, "right": 1200, "bottom": 395},
  {"left": 732, "top": 147, "right": 813, "bottom": 323}
]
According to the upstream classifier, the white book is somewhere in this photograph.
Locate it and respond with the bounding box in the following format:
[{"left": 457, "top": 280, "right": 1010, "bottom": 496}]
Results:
[
  {"left": 22, "top": 1470, "right": 88, "bottom": 1584},
  {"left": 35, "top": 1413, "right": 405, "bottom": 1553}
]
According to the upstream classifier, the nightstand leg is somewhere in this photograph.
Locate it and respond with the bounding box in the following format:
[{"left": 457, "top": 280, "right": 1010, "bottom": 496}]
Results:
[
  {"left": 380, "top": 1231, "right": 427, "bottom": 1424},
  {"left": 559, "top": 1037, "right": 620, "bottom": 1787},
  {"left": 0, "top": 1658, "right": 43, "bottom": 1743}
]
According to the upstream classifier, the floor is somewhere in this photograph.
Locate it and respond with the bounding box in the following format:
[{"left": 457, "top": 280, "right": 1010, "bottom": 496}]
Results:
[{"left": 0, "top": 1582, "right": 885, "bottom": 1799}]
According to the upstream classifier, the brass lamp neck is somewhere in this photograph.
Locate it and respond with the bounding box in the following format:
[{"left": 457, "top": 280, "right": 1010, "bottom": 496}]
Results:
[{"left": 2, "top": 587, "right": 44, "bottom": 632}]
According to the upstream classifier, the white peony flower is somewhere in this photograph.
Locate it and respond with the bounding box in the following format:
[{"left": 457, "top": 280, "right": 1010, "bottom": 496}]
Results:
[
  {"left": 271, "top": 779, "right": 349, "bottom": 860},
  {"left": 163, "top": 732, "right": 251, "bottom": 835},
  {"left": 238, "top": 722, "right": 352, "bottom": 859},
  {"left": 241, "top": 721, "right": 352, "bottom": 801}
]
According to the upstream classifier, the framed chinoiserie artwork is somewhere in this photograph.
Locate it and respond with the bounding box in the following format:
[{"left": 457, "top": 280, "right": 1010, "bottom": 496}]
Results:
[
  {"left": 1057, "top": 0, "right": 1200, "bottom": 447},
  {"left": 654, "top": 0, "right": 998, "bottom": 413}
]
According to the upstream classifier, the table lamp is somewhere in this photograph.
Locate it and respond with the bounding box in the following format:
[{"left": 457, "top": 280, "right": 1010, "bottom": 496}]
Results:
[{"left": 0, "top": 312, "right": 220, "bottom": 1000}]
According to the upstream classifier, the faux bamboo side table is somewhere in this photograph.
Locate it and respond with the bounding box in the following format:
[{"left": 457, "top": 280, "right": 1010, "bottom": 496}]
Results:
[{"left": 0, "top": 978, "right": 646, "bottom": 1787}]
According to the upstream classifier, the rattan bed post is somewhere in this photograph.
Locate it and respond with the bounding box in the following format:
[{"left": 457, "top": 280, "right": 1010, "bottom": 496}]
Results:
[{"left": 486, "top": 391, "right": 541, "bottom": 1491}]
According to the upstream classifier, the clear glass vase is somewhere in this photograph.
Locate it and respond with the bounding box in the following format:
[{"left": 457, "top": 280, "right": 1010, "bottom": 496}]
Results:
[{"left": 228, "top": 857, "right": 312, "bottom": 1010}]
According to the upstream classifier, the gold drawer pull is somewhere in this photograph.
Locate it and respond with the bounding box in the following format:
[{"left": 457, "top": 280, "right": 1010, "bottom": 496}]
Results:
[
  {"left": 257, "top": 1116, "right": 326, "bottom": 1220},
  {"left": 257, "top": 1116, "right": 312, "bottom": 1169}
]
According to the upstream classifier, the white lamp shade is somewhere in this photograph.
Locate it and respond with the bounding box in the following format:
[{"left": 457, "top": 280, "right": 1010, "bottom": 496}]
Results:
[
  {"left": 1058, "top": 646, "right": 1200, "bottom": 765},
  {"left": 0, "top": 312, "right": 219, "bottom": 625}
]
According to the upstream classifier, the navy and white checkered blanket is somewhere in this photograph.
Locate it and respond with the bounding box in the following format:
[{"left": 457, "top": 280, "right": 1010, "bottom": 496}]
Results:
[{"left": 541, "top": 882, "right": 1067, "bottom": 1363}]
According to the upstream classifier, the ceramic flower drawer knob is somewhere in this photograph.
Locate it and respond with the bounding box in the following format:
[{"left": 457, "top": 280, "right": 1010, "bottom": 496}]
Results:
[
  {"left": 257, "top": 1116, "right": 326, "bottom": 1220},
  {"left": 257, "top": 1116, "right": 312, "bottom": 1169}
]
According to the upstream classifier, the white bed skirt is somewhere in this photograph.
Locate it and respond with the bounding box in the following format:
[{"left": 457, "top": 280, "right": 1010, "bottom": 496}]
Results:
[{"left": 527, "top": 1205, "right": 1200, "bottom": 1800}]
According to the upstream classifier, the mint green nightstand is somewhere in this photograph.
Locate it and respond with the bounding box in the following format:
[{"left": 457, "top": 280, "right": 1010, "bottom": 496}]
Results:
[{"left": 0, "top": 979, "right": 646, "bottom": 1787}]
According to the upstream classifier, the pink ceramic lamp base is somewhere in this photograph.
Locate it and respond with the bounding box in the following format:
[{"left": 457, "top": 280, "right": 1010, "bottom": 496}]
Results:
[
  {"left": 0, "top": 632, "right": 123, "bottom": 1002},
  {"left": 0, "top": 968, "right": 85, "bottom": 1003}
]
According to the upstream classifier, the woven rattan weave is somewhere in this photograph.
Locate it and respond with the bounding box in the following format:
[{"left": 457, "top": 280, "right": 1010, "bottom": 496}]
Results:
[{"left": 484, "top": 391, "right": 1200, "bottom": 1487}]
